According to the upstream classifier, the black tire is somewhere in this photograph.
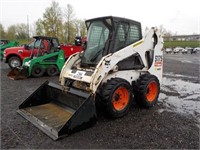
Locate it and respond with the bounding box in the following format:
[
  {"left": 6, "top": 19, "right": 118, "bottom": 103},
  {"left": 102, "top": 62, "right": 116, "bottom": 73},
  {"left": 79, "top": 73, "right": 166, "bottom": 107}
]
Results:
[
  {"left": 47, "top": 65, "right": 59, "bottom": 76},
  {"left": 100, "top": 78, "right": 132, "bottom": 118},
  {"left": 31, "top": 65, "right": 45, "bottom": 77},
  {"left": 133, "top": 74, "right": 160, "bottom": 108},
  {"left": 8, "top": 56, "right": 22, "bottom": 69}
]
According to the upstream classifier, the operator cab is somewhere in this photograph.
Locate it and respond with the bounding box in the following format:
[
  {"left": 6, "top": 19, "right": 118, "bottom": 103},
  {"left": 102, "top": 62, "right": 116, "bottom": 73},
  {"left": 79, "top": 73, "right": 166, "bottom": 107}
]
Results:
[
  {"left": 81, "top": 16, "right": 142, "bottom": 67},
  {"left": 26, "top": 36, "right": 60, "bottom": 58}
]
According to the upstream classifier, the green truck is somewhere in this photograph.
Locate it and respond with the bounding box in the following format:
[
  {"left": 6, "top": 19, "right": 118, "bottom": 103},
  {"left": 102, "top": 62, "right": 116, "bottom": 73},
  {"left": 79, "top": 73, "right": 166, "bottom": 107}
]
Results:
[{"left": 0, "top": 39, "right": 19, "bottom": 60}]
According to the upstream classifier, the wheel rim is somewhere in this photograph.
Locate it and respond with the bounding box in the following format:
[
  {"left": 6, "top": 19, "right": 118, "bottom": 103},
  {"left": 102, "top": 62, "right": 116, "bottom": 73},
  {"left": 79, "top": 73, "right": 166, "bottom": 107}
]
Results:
[
  {"left": 35, "top": 68, "right": 41, "bottom": 74},
  {"left": 48, "top": 66, "right": 58, "bottom": 76},
  {"left": 50, "top": 68, "right": 56, "bottom": 74},
  {"left": 112, "top": 87, "right": 129, "bottom": 111},
  {"left": 11, "top": 60, "right": 20, "bottom": 68},
  {"left": 146, "top": 81, "right": 158, "bottom": 102}
]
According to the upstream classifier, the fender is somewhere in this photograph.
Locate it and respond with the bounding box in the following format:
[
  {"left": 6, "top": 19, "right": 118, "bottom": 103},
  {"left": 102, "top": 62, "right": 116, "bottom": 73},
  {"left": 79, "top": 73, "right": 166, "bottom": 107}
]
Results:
[{"left": 4, "top": 47, "right": 29, "bottom": 63}]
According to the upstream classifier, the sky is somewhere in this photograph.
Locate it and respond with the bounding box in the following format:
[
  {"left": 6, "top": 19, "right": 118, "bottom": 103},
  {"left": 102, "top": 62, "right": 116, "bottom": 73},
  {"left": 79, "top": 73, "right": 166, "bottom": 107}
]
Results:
[{"left": 1, "top": 0, "right": 200, "bottom": 35}]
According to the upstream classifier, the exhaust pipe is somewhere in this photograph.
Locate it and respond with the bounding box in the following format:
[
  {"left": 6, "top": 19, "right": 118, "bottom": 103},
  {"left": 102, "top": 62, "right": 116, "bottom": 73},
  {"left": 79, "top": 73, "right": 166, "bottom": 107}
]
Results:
[{"left": 17, "top": 81, "right": 97, "bottom": 140}]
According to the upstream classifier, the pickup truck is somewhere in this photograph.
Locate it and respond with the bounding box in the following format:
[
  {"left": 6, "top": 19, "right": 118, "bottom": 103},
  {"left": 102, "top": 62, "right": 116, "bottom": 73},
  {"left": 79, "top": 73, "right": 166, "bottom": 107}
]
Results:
[{"left": 4, "top": 36, "right": 83, "bottom": 68}]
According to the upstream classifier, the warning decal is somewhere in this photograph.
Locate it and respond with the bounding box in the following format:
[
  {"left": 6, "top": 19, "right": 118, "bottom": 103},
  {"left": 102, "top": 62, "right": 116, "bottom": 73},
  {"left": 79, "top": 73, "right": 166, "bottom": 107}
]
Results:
[{"left": 154, "top": 55, "right": 163, "bottom": 68}]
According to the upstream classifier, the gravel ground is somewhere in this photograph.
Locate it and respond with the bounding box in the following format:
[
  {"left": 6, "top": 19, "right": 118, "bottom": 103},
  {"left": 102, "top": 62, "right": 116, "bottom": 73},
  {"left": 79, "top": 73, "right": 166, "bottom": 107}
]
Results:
[{"left": 1, "top": 53, "right": 200, "bottom": 149}]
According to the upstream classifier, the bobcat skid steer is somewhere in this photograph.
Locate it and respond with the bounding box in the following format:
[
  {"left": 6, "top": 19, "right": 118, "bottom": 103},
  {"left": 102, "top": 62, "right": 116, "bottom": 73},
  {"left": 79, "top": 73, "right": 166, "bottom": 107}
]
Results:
[{"left": 17, "top": 16, "right": 163, "bottom": 140}]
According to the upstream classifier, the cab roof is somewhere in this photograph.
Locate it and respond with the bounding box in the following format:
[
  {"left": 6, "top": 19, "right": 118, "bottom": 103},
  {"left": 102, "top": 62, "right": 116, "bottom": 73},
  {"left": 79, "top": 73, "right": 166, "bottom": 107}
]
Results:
[
  {"left": 33, "top": 36, "right": 58, "bottom": 40},
  {"left": 86, "top": 16, "right": 141, "bottom": 27}
]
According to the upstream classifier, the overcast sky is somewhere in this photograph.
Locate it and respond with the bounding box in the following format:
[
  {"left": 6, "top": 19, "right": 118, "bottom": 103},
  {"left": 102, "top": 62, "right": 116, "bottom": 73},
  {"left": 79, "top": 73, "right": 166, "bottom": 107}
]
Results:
[{"left": 1, "top": 0, "right": 200, "bottom": 35}]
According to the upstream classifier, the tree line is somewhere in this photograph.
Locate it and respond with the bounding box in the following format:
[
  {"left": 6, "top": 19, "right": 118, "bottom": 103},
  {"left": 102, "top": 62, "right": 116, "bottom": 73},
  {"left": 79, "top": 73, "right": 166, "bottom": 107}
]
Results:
[
  {"left": 0, "top": 1, "right": 87, "bottom": 44},
  {"left": 1, "top": 0, "right": 182, "bottom": 44}
]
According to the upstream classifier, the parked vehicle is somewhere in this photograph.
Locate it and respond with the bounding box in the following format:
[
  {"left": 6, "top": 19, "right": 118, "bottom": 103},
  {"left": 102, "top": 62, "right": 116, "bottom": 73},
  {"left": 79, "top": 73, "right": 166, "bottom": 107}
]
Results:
[
  {"left": 0, "top": 39, "right": 19, "bottom": 60},
  {"left": 193, "top": 47, "right": 200, "bottom": 53},
  {"left": 191, "top": 48, "right": 197, "bottom": 54},
  {"left": 173, "top": 47, "right": 183, "bottom": 54},
  {"left": 181, "top": 48, "right": 188, "bottom": 54},
  {"left": 4, "top": 36, "right": 83, "bottom": 68},
  {"left": 165, "top": 48, "right": 172, "bottom": 54},
  {"left": 183, "top": 47, "right": 194, "bottom": 54}
]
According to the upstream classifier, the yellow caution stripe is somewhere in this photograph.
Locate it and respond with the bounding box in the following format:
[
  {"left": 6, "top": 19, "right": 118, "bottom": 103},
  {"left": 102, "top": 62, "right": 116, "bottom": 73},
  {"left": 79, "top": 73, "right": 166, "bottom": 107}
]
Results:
[{"left": 133, "top": 40, "right": 143, "bottom": 47}]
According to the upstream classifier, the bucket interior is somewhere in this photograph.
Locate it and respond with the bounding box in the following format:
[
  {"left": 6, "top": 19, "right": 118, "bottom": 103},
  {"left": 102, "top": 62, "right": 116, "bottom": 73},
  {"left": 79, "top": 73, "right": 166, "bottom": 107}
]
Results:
[
  {"left": 22, "top": 102, "right": 74, "bottom": 131},
  {"left": 17, "top": 81, "right": 96, "bottom": 140}
]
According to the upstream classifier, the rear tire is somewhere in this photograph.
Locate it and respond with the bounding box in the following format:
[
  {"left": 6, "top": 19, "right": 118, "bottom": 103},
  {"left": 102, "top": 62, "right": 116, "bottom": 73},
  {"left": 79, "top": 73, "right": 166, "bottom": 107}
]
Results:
[
  {"left": 134, "top": 74, "right": 160, "bottom": 108},
  {"left": 101, "top": 78, "right": 132, "bottom": 118},
  {"left": 47, "top": 65, "right": 59, "bottom": 76},
  {"left": 8, "top": 56, "right": 21, "bottom": 69},
  {"left": 31, "top": 65, "right": 45, "bottom": 77}
]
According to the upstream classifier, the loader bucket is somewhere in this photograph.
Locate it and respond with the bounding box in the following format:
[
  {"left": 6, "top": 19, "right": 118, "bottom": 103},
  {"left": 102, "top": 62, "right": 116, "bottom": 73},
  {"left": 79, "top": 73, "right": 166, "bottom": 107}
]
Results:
[
  {"left": 17, "top": 81, "right": 97, "bottom": 140},
  {"left": 7, "top": 67, "right": 28, "bottom": 80}
]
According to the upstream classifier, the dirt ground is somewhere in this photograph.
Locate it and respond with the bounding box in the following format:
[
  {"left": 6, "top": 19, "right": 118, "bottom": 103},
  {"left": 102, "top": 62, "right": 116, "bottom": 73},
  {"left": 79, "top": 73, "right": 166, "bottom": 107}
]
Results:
[{"left": 1, "top": 53, "right": 200, "bottom": 149}]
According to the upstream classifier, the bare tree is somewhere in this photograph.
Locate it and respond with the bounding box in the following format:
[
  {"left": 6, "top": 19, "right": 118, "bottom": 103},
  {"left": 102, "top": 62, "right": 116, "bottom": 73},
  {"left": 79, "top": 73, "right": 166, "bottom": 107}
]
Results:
[
  {"left": 35, "top": 19, "right": 45, "bottom": 36},
  {"left": 32, "top": 2, "right": 86, "bottom": 43},
  {"left": 42, "top": 1, "right": 63, "bottom": 37},
  {"left": 6, "top": 25, "right": 17, "bottom": 39},
  {"left": 74, "top": 19, "right": 87, "bottom": 37},
  {"left": 0, "top": 23, "right": 6, "bottom": 39},
  {"left": 159, "top": 25, "right": 174, "bottom": 41},
  {"left": 15, "top": 23, "right": 29, "bottom": 39},
  {"left": 64, "top": 4, "right": 75, "bottom": 42}
]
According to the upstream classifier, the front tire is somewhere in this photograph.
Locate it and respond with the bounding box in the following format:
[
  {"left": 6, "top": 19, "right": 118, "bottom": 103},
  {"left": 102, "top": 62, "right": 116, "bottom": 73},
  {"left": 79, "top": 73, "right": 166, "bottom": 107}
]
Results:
[
  {"left": 8, "top": 56, "right": 21, "bottom": 69},
  {"left": 101, "top": 78, "right": 132, "bottom": 118},
  {"left": 134, "top": 74, "right": 160, "bottom": 108}
]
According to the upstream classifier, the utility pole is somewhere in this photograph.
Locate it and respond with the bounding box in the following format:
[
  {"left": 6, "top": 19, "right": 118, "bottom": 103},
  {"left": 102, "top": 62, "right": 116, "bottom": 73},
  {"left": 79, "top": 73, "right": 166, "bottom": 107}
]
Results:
[{"left": 27, "top": 15, "right": 29, "bottom": 41}]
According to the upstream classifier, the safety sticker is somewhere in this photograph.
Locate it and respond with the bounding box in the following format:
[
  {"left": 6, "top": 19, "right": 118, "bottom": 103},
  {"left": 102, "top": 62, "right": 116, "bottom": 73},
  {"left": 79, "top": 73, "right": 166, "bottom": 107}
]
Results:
[
  {"left": 155, "top": 55, "right": 163, "bottom": 68},
  {"left": 73, "top": 71, "right": 86, "bottom": 79}
]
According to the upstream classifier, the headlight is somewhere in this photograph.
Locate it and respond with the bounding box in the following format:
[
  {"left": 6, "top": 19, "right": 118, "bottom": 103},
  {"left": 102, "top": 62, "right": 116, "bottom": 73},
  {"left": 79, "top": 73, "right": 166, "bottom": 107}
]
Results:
[
  {"left": 24, "top": 61, "right": 31, "bottom": 67},
  {"left": 4, "top": 50, "right": 7, "bottom": 57}
]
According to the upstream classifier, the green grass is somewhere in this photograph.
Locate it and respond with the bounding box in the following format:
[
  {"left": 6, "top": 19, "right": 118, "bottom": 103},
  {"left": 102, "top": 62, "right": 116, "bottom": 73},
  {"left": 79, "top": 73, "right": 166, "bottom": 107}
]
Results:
[
  {"left": 7, "top": 38, "right": 31, "bottom": 45},
  {"left": 164, "top": 41, "right": 200, "bottom": 48},
  {"left": 15, "top": 39, "right": 31, "bottom": 45}
]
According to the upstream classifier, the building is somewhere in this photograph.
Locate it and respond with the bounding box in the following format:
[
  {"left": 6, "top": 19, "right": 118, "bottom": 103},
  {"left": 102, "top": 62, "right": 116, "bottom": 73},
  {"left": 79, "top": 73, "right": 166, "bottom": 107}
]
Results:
[{"left": 164, "top": 34, "right": 200, "bottom": 41}]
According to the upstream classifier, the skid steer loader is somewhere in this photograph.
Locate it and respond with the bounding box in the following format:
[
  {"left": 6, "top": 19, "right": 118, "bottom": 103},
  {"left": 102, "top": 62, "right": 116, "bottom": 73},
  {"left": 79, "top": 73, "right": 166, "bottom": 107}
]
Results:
[
  {"left": 7, "top": 36, "right": 65, "bottom": 80},
  {"left": 17, "top": 16, "right": 163, "bottom": 140}
]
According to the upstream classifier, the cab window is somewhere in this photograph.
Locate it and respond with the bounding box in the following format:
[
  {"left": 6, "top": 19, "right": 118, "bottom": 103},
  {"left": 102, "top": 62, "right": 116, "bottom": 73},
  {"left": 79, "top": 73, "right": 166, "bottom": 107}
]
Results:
[
  {"left": 113, "top": 22, "right": 141, "bottom": 52},
  {"left": 28, "top": 39, "right": 40, "bottom": 49}
]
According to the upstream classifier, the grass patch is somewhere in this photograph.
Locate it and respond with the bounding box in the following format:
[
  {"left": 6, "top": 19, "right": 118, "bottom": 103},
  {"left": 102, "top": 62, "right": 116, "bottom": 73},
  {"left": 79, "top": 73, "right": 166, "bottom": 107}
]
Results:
[
  {"left": 16, "top": 39, "right": 31, "bottom": 45},
  {"left": 164, "top": 41, "right": 200, "bottom": 48}
]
